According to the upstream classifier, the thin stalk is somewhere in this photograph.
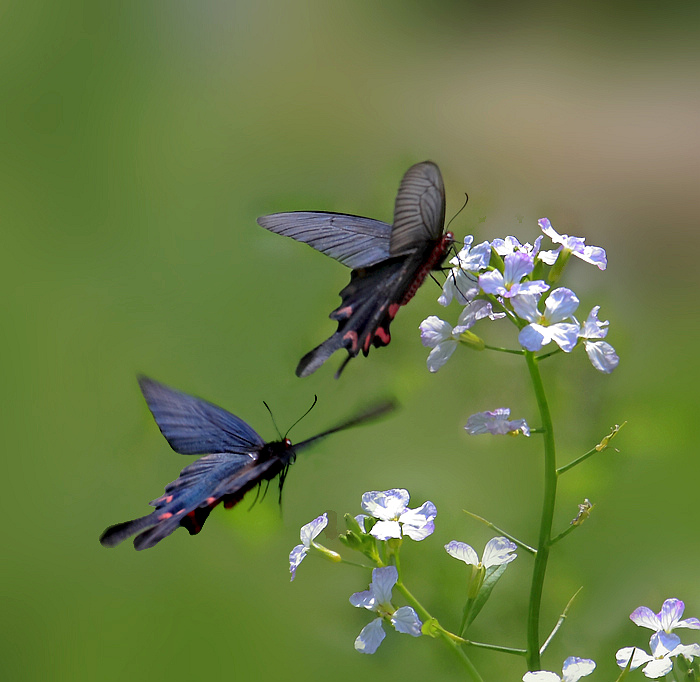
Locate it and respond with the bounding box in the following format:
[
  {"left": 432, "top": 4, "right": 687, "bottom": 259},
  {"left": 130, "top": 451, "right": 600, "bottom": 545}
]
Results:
[
  {"left": 483, "top": 344, "right": 526, "bottom": 356},
  {"left": 394, "top": 581, "right": 484, "bottom": 682},
  {"left": 463, "top": 510, "right": 537, "bottom": 554},
  {"left": 524, "top": 351, "right": 559, "bottom": 671}
]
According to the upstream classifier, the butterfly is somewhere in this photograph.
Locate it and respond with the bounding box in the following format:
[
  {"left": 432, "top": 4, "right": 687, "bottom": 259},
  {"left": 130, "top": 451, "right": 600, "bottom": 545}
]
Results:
[
  {"left": 258, "top": 161, "right": 454, "bottom": 378},
  {"left": 100, "top": 376, "right": 394, "bottom": 550}
]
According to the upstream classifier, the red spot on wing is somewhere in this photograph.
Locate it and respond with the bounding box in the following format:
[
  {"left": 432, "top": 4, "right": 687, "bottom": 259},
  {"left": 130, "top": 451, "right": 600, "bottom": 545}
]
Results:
[
  {"left": 206, "top": 496, "right": 217, "bottom": 505},
  {"left": 165, "top": 495, "right": 173, "bottom": 503},
  {"left": 158, "top": 512, "right": 173, "bottom": 520},
  {"left": 363, "top": 333, "right": 372, "bottom": 353},
  {"left": 176, "top": 509, "right": 186, "bottom": 515},
  {"left": 388, "top": 303, "right": 400, "bottom": 319},
  {"left": 374, "top": 327, "right": 391, "bottom": 345}
]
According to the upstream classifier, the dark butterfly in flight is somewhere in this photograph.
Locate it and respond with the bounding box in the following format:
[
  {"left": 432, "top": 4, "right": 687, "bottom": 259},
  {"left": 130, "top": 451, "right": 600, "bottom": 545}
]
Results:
[
  {"left": 258, "top": 161, "right": 454, "bottom": 378},
  {"left": 100, "top": 376, "right": 393, "bottom": 550}
]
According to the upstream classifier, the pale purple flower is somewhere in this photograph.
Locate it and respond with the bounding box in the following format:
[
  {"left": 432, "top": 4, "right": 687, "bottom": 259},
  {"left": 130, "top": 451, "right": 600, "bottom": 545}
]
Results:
[
  {"left": 350, "top": 565, "right": 422, "bottom": 654},
  {"left": 512, "top": 288, "right": 580, "bottom": 353},
  {"left": 419, "top": 300, "right": 499, "bottom": 372},
  {"left": 576, "top": 306, "right": 619, "bottom": 373},
  {"left": 479, "top": 252, "right": 549, "bottom": 299},
  {"left": 523, "top": 656, "right": 596, "bottom": 682},
  {"left": 539, "top": 218, "right": 607, "bottom": 270},
  {"left": 465, "top": 408, "right": 530, "bottom": 436},
  {"left": 289, "top": 513, "right": 327, "bottom": 581},
  {"left": 616, "top": 632, "right": 700, "bottom": 678},
  {"left": 445, "top": 537, "right": 518, "bottom": 568},
  {"left": 439, "top": 236, "right": 491, "bottom": 306},
  {"left": 631, "top": 599, "right": 700, "bottom": 651},
  {"left": 361, "top": 489, "right": 436, "bottom": 541}
]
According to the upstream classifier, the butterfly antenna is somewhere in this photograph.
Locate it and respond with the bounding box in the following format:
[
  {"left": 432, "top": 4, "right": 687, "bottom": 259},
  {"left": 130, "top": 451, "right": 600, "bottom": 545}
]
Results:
[
  {"left": 247, "top": 483, "right": 263, "bottom": 510},
  {"left": 263, "top": 400, "right": 284, "bottom": 440},
  {"left": 283, "top": 395, "right": 318, "bottom": 439},
  {"left": 446, "top": 192, "right": 469, "bottom": 233}
]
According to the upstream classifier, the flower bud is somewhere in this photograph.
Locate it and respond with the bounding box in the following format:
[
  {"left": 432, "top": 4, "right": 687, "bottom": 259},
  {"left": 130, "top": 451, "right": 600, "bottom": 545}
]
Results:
[{"left": 458, "top": 329, "right": 485, "bottom": 351}]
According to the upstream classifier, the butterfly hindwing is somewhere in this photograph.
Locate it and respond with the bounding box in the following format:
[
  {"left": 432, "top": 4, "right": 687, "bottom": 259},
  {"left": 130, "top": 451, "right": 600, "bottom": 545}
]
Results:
[{"left": 138, "top": 376, "right": 266, "bottom": 455}]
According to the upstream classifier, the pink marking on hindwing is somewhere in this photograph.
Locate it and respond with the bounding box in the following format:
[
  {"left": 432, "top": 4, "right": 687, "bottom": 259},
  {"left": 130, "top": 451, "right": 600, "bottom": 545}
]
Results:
[
  {"left": 206, "top": 497, "right": 217, "bottom": 505},
  {"left": 165, "top": 495, "right": 173, "bottom": 503},
  {"left": 335, "top": 305, "right": 353, "bottom": 319},
  {"left": 343, "top": 330, "right": 359, "bottom": 352},
  {"left": 388, "top": 303, "right": 400, "bottom": 319},
  {"left": 158, "top": 512, "right": 173, "bottom": 520}
]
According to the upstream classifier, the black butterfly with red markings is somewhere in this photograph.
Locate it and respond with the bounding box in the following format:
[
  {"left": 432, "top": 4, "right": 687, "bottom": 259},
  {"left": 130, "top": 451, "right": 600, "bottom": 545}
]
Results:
[
  {"left": 258, "top": 161, "right": 454, "bottom": 377},
  {"left": 100, "top": 376, "right": 393, "bottom": 550}
]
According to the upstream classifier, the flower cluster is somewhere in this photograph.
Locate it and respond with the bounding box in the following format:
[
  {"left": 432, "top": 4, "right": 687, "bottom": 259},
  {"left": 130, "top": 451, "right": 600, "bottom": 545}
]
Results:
[
  {"left": 420, "top": 219, "right": 618, "bottom": 374},
  {"left": 616, "top": 598, "right": 700, "bottom": 678}
]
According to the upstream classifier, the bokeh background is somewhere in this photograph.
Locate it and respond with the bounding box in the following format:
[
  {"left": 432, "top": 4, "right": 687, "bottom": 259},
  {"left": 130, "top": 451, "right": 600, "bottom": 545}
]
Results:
[{"left": 3, "top": 2, "right": 699, "bottom": 680}]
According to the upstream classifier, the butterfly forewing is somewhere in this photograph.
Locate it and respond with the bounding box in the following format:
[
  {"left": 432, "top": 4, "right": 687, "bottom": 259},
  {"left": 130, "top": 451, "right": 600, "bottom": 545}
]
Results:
[
  {"left": 257, "top": 211, "right": 392, "bottom": 269},
  {"left": 389, "top": 161, "right": 446, "bottom": 255},
  {"left": 138, "top": 376, "right": 265, "bottom": 455}
]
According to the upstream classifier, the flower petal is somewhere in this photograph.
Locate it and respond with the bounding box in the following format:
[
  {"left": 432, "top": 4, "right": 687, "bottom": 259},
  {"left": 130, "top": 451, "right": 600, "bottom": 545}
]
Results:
[
  {"left": 299, "top": 513, "right": 328, "bottom": 547},
  {"left": 445, "top": 540, "right": 479, "bottom": 566},
  {"left": 481, "top": 537, "right": 518, "bottom": 568},
  {"left": 392, "top": 606, "right": 423, "bottom": 636},
  {"left": 419, "top": 316, "right": 453, "bottom": 347},
  {"left": 479, "top": 269, "right": 506, "bottom": 296},
  {"left": 349, "top": 589, "right": 376, "bottom": 610},
  {"left": 369, "top": 565, "right": 398, "bottom": 605},
  {"left": 642, "top": 657, "right": 673, "bottom": 679},
  {"left": 426, "top": 340, "right": 458, "bottom": 373},
  {"left": 630, "top": 606, "right": 661, "bottom": 631},
  {"left": 659, "top": 598, "right": 688, "bottom": 630},
  {"left": 370, "top": 519, "right": 403, "bottom": 540},
  {"left": 561, "top": 656, "right": 596, "bottom": 682},
  {"left": 400, "top": 501, "right": 437, "bottom": 541},
  {"left": 523, "top": 673, "right": 561, "bottom": 682},
  {"left": 584, "top": 340, "right": 619, "bottom": 373},
  {"left": 361, "top": 489, "right": 409, "bottom": 521},
  {"left": 547, "top": 322, "right": 580, "bottom": 352},
  {"left": 615, "top": 646, "right": 652, "bottom": 670},
  {"left": 289, "top": 544, "right": 308, "bottom": 581},
  {"left": 543, "top": 288, "right": 579, "bottom": 324},
  {"left": 354, "top": 618, "right": 385, "bottom": 654},
  {"left": 503, "top": 252, "right": 534, "bottom": 286}
]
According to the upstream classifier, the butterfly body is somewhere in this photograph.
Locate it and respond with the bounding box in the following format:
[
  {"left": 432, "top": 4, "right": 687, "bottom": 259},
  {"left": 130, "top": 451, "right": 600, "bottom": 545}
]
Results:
[
  {"left": 100, "top": 377, "right": 391, "bottom": 550},
  {"left": 258, "top": 161, "right": 453, "bottom": 377}
]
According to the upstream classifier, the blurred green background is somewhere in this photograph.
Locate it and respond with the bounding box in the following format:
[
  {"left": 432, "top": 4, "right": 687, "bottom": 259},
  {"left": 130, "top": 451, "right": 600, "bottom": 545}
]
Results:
[{"left": 3, "top": 2, "right": 699, "bottom": 680}]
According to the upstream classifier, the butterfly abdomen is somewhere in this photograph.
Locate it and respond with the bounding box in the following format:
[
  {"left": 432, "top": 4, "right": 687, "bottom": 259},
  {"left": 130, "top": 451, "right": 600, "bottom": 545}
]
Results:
[{"left": 400, "top": 232, "right": 453, "bottom": 306}]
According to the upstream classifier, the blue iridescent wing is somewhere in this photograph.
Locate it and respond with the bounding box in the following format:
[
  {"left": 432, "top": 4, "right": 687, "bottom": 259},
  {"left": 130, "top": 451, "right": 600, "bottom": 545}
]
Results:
[
  {"left": 138, "top": 376, "right": 266, "bottom": 455},
  {"left": 257, "top": 211, "right": 392, "bottom": 269}
]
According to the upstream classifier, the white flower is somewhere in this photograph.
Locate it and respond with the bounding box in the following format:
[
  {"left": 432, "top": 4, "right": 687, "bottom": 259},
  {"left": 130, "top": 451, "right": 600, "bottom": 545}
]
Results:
[
  {"left": 289, "top": 513, "right": 327, "bottom": 581},
  {"left": 512, "top": 288, "right": 580, "bottom": 353},
  {"left": 420, "top": 300, "right": 499, "bottom": 372},
  {"left": 350, "top": 566, "right": 422, "bottom": 654},
  {"left": 576, "top": 306, "right": 619, "bottom": 373},
  {"left": 616, "top": 633, "right": 700, "bottom": 678},
  {"left": 539, "top": 218, "right": 607, "bottom": 270},
  {"left": 361, "top": 489, "right": 436, "bottom": 541},
  {"left": 465, "top": 408, "right": 530, "bottom": 436},
  {"left": 445, "top": 537, "right": 518, "bottom": 568}
]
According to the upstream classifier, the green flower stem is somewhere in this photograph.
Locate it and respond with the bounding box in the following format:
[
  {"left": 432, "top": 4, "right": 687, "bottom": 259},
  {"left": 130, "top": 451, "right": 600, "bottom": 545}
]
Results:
[
  {"left": 462, "top": 510, "right": 537, "bottom": 555},
  {"left": 457, "top": 637, "right": 527, "bottom": 656},
  {"left": 549, "top": 524, "right": 576, "bottom": 545},
  {"left": 524, "top": 351, "right": 558, "bottom": 671},
  {"left": 483, "top": 344, "right": 526, "bottom": 356},
  {"left": 556, "top": 445, "right": 599, "bottom": 475},
  {"left": 536, "top": 348, "right": 563, "bottom": 361},
  {"left": 394, "top": 581, "right": 484, "bottom": 682}
]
